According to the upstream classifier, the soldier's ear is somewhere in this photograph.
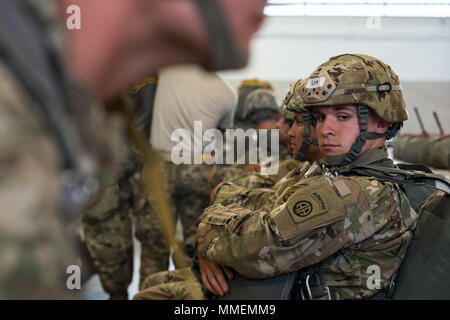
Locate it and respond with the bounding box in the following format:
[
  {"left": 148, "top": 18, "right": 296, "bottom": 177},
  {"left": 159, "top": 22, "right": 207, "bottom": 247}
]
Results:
[{"left": 369, "top": 112, "right": 389, "bottom": 134}]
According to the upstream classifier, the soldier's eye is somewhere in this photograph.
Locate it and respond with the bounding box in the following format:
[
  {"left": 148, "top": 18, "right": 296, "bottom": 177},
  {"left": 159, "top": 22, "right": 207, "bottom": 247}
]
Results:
[{"left": 337, "top": 113, "right": 351, "bottom": 121}]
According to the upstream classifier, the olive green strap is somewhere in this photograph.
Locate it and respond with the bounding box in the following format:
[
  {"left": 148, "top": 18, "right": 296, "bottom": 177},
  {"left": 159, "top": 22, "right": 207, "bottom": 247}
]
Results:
[
  {"left": 194, "top": 0, "right": 246, "bottom": 70},
  {"left": 338, "top": 164, "right": 450, "bottom": 193}
]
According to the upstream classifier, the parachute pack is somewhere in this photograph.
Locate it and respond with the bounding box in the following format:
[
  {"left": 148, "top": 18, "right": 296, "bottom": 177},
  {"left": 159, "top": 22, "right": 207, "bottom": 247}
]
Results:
[
  {"left": 394, "top": 108, "right": 450, "bottom": 170},
  {"left": 219, "top": 163, "right": 450, "bottom": 300}
]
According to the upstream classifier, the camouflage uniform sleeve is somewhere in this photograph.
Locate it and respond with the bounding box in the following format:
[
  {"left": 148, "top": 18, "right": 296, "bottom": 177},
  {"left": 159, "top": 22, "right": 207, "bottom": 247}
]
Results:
[
  {"left": 213, "top": 182, "right": 275, "bottom": 211},
  {"left": 196, "top": 175, "right": 405, "bottom": 279}
]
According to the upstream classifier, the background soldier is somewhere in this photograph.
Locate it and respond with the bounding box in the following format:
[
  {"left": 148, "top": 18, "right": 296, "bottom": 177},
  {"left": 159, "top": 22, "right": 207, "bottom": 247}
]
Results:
[
  {"left": 82, "top": 77, "right": 158, "bottom": 300},
  {"left": 234, "top": 79, "right": 274, "bottom": 129}
]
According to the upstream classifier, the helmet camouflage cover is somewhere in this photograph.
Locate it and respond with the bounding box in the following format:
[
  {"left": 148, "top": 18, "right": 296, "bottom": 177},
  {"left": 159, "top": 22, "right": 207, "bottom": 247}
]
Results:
[
  {"left": 284, "top": 79, "right": 306, "bottom": 114},
  {"left": 300, "top": 54, "right": 408, "bottom": 123},
  {"left": 280, "top": 81, "right": 298, "bottom": 121},
  {"left": 280, "top": 104, "right": 295, "bottom": 121},
  {"left": 242, "top": 88, "right": 280, "bottom": 121}
]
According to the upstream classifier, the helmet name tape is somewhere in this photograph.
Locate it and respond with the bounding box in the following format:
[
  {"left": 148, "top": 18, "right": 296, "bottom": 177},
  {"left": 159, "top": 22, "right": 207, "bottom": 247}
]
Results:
[
  {"left": 306, "top": 77, "right": 326, "bottom": 89},
  {"left": 303, "top": 69, "right": 337, "bottom": 104}
]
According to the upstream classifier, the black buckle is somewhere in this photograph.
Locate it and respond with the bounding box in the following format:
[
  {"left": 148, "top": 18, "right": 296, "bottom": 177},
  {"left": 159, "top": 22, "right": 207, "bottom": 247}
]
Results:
[
  {"left": 377, "top": 82, "right": 392, "bottom": 93},
  {"left": 294, "top": 274, "right": 333, "bottom": 300}
]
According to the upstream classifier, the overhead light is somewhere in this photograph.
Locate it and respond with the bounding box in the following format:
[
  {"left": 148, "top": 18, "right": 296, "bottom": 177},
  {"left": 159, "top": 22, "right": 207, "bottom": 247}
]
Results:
[{"left": 265, "top": 1, "right": 450, "bottom": 18}]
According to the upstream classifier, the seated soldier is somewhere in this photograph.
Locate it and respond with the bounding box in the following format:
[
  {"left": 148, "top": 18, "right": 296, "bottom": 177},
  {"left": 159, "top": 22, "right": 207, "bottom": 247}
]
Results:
[{"left": 135, "top": 54, "right": 417, "bottom": 300}]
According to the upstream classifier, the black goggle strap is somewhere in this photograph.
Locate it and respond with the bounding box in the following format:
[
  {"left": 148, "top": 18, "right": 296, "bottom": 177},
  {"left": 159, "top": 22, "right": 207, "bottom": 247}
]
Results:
[
  {"left": 340, "top": 104, "right": 370, "bottom": 165},
  {"left": 296, "top": 111, "right": 318, "bottom": 161}
]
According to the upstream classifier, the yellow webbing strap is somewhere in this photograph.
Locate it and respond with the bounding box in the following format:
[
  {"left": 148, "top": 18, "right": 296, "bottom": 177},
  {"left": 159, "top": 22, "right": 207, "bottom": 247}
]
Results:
[
  {"left": 129, "top": 76, "right": 159, "bottom": 95},
  {"left": 239, "top": 79, "right": 273, "bottom": 91},
  {"left": 112, "top": 97, "right": 188, "bottom": 266}
]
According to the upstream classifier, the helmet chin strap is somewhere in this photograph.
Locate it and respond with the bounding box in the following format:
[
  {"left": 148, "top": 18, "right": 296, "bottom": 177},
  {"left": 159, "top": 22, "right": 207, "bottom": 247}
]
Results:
[
  {"left": 194, "top": 0, "right": 248, "bottom": 71},
  {"left": 324, "top": 104, "right": 401, "bottom": 166},
  {"left": 295, "top": 110, "right": 319, "bottom": 161}
]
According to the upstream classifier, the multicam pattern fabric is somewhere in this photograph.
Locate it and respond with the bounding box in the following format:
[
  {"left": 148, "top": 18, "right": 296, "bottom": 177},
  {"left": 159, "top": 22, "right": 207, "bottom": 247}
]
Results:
[
  {"left": 82, "top": 155, "right": 144, "bottom": 296},
  {"left": 196, "top": 147, "right": 418, "bottom": 299},
  {"left": 139, "top": 162, "right": 219, "bottom": 282},
  {"left": 134, "top": 267, "right": 207, "bottom": 300},
  {"left": 213, "top": 160, "right": 308, "bottom": 212},
  {"left": 84, "top": 159, "right": 221, "bottom": 294},
  {"left": 300, "top": 54, "right": 408, "bottom": 123}
]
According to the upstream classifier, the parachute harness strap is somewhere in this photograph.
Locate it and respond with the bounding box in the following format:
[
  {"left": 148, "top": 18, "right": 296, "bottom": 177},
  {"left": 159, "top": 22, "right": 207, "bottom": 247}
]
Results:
[
  {"left": 194, "top": 0, "right": 242, "bottom": 70},
  {"left": 340, "top": 104, "right": 369, "bottom": 165}
]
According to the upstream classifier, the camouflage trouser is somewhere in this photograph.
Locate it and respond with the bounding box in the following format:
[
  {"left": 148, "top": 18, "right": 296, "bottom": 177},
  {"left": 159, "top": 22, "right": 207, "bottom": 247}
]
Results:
[
  {"left": 83, "top": 156, "right": 229, "bottom": 295},
  {"left": 82, "top": 162, "right": 143, "bottom": 296},
  {"left": 137, "top": 162, "right": 218, "bottom": 290},
  {"left": 133, "top": 267, "right": 207, "bottom": 300}
]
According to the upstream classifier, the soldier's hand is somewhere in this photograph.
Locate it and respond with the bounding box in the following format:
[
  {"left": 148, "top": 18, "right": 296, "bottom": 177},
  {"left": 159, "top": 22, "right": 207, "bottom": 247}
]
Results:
[{"left": 198, "top": 255, "right": 234, "bottom": 297}]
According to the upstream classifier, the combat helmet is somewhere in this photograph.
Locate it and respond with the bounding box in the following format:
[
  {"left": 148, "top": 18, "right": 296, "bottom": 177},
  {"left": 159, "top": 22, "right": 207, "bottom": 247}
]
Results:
[
  {"left": 235, "top": 79, "right": 274, "bottom": 121},
  {"left": 300, "top": 53, "right": 408, "bottom": 165},
  {"left": 284, "top": 79, "right": 318, "bottom": 161},
  {"left": 242, "top": 88, "right": 281, "bottom": 125},
  {"left": 280, "top": 104, "right": 295, "bottom": 122}
]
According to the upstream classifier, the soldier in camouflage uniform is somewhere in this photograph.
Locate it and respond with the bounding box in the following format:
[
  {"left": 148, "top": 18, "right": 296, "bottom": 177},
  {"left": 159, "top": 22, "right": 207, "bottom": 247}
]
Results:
[
  {"left": 0, "top": 0, "right": 126, "bottom": 299},
  {"left": 134, "top": 54, "right": 418, "bottom": 300},
  {"left": 82, "top": 80, "right": 158, "bottom": 300}
]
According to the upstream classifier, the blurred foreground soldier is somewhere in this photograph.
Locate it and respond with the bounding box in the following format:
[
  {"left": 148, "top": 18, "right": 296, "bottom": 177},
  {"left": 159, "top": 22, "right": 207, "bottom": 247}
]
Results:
[
  {"left": 0, "top": 0, "right": 266, "bottom": 299},
  {"left": 135, "top": 54, "right": 424, "bottom": 300}
]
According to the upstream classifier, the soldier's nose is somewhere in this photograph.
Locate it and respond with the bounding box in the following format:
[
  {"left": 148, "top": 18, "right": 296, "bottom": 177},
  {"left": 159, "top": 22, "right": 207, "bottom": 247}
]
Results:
[{"left": 319, "top": 117, "right": 336, "bottom": 137}]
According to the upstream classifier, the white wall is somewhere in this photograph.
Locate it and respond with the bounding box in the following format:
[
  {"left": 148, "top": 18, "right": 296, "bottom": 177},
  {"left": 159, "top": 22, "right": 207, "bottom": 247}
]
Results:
[{"left": 219, "top": 16, "right": 450, "bottom": 134}]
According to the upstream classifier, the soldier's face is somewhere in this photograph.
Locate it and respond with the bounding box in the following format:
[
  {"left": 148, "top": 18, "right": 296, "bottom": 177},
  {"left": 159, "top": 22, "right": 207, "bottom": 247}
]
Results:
[
  {"left": 312, "top": 105, "right": 387, "bottom": 157},
  {"left": 276, "top": 118, "right": 293, "bottom": 146},
  {"left": 288, "top": 113, "right": 320, "bottom": 160},
  {"left": 288, "top": 114, "right": 305, "bottom": 155}
]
